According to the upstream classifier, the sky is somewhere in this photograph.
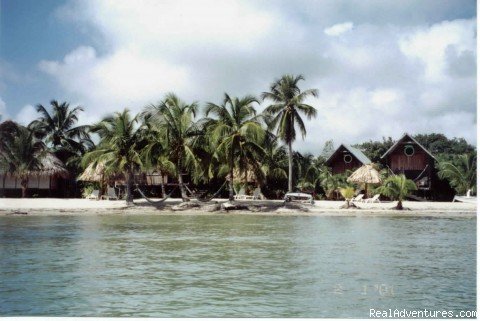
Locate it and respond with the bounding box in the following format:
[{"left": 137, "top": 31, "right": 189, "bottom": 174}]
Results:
[{"left": 0, "top": 0, "right": 477, "bottom": 153}]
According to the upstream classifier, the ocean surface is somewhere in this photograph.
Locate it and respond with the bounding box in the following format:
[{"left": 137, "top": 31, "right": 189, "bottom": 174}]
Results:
[{"left": 0, "top": 214, "right": 476, "bottom": 317}]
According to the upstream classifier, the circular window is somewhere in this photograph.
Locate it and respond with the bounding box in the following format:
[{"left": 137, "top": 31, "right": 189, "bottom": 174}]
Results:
[
  {"left": 404, "top": 145, "right": 415, "bottom": 156},
  {"left": 344, "top": 154, "right": 353, "bottom": 163}
]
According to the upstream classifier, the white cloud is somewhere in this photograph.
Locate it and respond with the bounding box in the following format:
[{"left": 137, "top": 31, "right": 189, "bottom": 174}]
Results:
[
  {"left": 399, "top": 19, "right": 476, "bottom": 82},
  {"left": 324, "top": 22, "right": 354, "bottom": 36},
  {"left": 15, "top": 105, "right": 37, "bottom": 126},
  {"left": 0, "top": 97, "right": 7, "bottom": 121},
  {"left": 37, "top": 1, "right": 476, "bottom": 152}
]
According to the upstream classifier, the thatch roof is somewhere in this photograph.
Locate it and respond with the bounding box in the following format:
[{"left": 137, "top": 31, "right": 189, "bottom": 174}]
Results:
[
  {"left": 78, "top": 161, "right": 106, "bottom": 182},
  {"left": 39, "top": 153, "right": 70, "bottom": 178},
  {"left": 347, "top": 164, "right": 382, "bottom": 184},
  {"left": 226, "top": 168, "right": 257, "bottom": 183}
]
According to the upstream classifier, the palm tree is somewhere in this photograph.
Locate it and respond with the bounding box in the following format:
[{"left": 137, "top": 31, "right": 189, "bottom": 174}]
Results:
[
  {"left": 205, "top": 93, "right": 265, "bottom": 201},
  {"left": 83, "top": 109, "right": 142, "bottom": 205},
  {"left": 29, "top": 100, "right": 92, "bottom": 161},
  {"left": 138, "top": 121, "right": 176, "bottom": 198},
  {"left": 261, "top": 134, "right": 288, "bottom": 187},
  {"left": 142, "top": 93, "right": 202, "bottom": 201},
  {"left": 261, "top": 74, "right": 318, "bottom": 192},
  {"left": 437, "top": 153, "right": 476, "bottom": 195},
  {"left": 0, "top": 123, "right": 47, "bottom": 197},
  {"left": 375, "top": 174, "right": 417, "bottom": 210}
]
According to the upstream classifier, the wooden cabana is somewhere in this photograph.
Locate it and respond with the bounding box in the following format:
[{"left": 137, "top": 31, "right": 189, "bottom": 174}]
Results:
[
  {"left": 325, "top": 144, "right": 371, "bottom": 174},
  {"left": 381, "top": 133, "right": 436, "bottom": 191}
]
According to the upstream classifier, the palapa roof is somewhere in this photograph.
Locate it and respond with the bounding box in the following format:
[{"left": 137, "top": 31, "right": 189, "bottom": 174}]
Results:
[
  {"left": 381, "top": 133, "right": 436, "bottom": 160},
  {"left": 325, "top": 144, "right": 371, "bottom": 166},
  {"left": 39, "top": 153, "right": 70, "bottom": 178},
  {"left": 78, "top": 161, "right": 106, "bottom": 182},
  {"left": 0, "top": 152, "right": 69, "bottom": 178},
  {"left": 347, "top": 164, "right": 382, "bottom": 184}
]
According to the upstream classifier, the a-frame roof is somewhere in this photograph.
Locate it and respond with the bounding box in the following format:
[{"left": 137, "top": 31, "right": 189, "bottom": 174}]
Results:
[
  {"left": 325, "top": 144, "right": 371, "bottom": 165},
  {"left": 380, "top": 133, "right": 436, "bottom": 160}
]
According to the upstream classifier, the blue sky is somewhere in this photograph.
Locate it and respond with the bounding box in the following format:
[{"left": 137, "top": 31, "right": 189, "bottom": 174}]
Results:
[{"left": 0, "top": 0, "right": 477, "bottom": 152}]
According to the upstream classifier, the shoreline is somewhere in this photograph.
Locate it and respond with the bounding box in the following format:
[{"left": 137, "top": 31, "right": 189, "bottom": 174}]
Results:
[{"left": 0, "top": 198, "right": 476, "bottom": 218}]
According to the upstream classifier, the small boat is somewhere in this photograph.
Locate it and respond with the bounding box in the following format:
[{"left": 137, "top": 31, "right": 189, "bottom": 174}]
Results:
[
  {"left": 452, "top": 189, "right": 477, "bottom": 204},
  {"left": 452, "top": 196, "right": 477, "bottom": 204},
  {"left": 284, "top": 192, "right": 314, "bottom": 205}
]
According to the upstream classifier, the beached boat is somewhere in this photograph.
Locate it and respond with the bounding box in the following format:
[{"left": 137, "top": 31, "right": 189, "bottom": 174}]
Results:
[
  {"left": 452, "top": 196, "right": 477, "bottom": 204},
  {"left": 284, "top": 192, "right": 314, "bottom": 205}
]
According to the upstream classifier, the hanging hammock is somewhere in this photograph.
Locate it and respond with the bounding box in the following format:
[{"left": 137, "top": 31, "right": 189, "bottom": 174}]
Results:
[
  {"left": 185, "top": 181, "right": 228, "bottom": 202},
  {"left": 134, "top": 184, "right": 177, "bottom": 206}
]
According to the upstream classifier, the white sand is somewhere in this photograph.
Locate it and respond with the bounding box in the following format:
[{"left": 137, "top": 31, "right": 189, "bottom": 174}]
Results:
[{"left": 0, "top": 197, "right": 476, "bottom": 217}]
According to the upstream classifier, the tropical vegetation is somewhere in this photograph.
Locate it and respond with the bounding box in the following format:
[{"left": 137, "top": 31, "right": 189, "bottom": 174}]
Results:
[
  {"left": 0, "top": 75, "right": 476, "bottom": 202},
  {"left": 375, "top": 174, "right": 417, "bottom": 210}
]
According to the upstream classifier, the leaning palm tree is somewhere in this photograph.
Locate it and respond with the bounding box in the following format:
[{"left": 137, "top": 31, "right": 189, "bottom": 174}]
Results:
[
  {"left": 83, "top": 109, "right": 142, "bottom": 205},
  {"left": 375, "top": 174, "right": 417, "bottom": 210},
  {"left": 205, "top": 93, "right": 265, "bottom": 201},
  {"left": 142, "top": 93, "right": 202, "bottom": 201},
  {"left": 29, "top": 100, "right": 92, "bottom": 159},
  {"left": 261, "top": 74, "right": 318, "bottom": 192},
  {"left": 437, "top": 153, "right": 476, "bottom": 195}
]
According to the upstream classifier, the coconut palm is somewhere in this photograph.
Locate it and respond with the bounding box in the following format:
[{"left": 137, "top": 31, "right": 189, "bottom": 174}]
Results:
[
  {"left": 375, "top": 174, "right": 417, "bottom": 210},
  {"left": 29, "top": 100, "right": 92, "bottom": 160},
  {"left": 83, "top": 109, "right": 142, "bottom": 205},
  {"left": 142, "top": 93, "right": 202, "bottom": 201},
  {"left": 261, "top": 134, "right": 288, "bottom": 185},
  {"left": 205, "top": 93, "right": 265, "bottom": 201},
  {"left": 437, "top": 153, "right": 476, "bottom": 195},
  {"left": 261, "top": 74, "right": 318, "bottom": 192},
  {"left": 0, "top": 123, "right": 47, "bottom": 197},
  {"left": 138, "top": 121, "right": 176, "bottom": 198}
]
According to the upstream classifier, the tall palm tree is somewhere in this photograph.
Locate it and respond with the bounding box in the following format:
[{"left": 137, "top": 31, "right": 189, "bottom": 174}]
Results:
[
  {"left": 261, "top": 134, "right": 288, "bottom": 188},
  {"left": 29, "top": 100, "right": 92, "bottom": 160},
  {"left": 142, "top": 93, "right": 202, "bottom": 201},
  {"left": 0, "top": 123, "right": 47, "bottom": 198},
  {"left": 261, "top": 74, "right": 318, "bottom": 192},
  {"left": 138, "top": 121, "right": 176, "bottom": 198},
  {"left": 205, "top": 94, "right": 265, "bottom": 201},
  {"left": 438, "top": 153, "right": 476, "bottom": 195},
  {"left": 83, "top": 109, "right": 142, "bottom": 205},
  {"left": 375, "top": 174, "right": 417, "bottom": 210}
]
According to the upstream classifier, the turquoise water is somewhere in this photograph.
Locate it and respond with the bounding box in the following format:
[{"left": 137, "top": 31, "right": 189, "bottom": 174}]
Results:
[{"left": 0, "top": 214, "right": 476, "bottom": 317}]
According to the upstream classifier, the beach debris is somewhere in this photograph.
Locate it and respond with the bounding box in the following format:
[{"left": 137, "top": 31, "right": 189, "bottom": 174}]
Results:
[
  {"left": 221, "top": 202, "right": 249, "bottom": 211},
  {"left": 201, "top": 203, "right": 221, "bottom": 212},
  {"left": 172, "top": 201, "right": 201, "bottom": 211}
]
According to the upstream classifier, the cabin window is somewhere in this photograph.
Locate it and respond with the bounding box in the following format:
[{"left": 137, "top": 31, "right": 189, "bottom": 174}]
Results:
[
  {"left": 404, "top": 144, "right": 415, "bottom": 157},
  {"left": 344, "top": 154, "right": 353, "bottom": 163}
]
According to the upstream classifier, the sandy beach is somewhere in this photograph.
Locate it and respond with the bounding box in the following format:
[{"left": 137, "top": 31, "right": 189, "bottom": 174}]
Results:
[{"left": 0, "top": 197, "right": 476, "bottom": 217}]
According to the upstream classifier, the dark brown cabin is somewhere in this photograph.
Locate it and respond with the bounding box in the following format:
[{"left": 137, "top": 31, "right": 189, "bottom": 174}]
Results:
[
  {"left": 325, "top": 144, "right": 371, "bottom": 174},
  {"left": 381, "top": 133, "right": 436, "bottom": 192}
]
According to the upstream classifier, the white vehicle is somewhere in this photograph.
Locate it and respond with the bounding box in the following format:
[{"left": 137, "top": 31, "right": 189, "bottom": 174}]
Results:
[{"left": 284, "top": 192, "right": 314, "bottom": 205}]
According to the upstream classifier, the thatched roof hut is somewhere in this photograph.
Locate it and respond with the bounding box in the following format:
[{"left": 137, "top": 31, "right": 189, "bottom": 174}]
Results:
[
  {"left": 38, "top": 153, "right": 70, "bottom": 178},
  {"left": 78, "top": 162, "right": 106, "bottom": 182},
  {"left": 226, "top": 168, "right": 257, "bottom": 183},
  {"left": 347, "top": 164, "right": 382, "bottom": 185}
]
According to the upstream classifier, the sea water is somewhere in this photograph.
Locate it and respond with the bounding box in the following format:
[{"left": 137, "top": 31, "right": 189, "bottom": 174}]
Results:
[{"left": 0, "top": 214, "right": 476, "bottom": 317}]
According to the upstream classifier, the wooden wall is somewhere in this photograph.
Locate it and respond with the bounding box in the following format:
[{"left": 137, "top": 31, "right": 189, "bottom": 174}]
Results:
[{"left": 328, "top": 147, "right": 363, "bottom": 174}]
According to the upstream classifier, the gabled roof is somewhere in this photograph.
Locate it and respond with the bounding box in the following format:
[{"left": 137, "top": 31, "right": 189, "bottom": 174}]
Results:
[
  {"left": 381, "top": 133, "right": 436, "bottom": 160},
  {"left": 325, "top": 144, "right": 371, "bottom": 165}
]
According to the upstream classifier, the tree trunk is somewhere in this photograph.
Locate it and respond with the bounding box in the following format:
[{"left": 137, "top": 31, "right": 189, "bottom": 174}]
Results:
[
  {"left": 125, "top": 170, "right": 133, "bottom": 205},
  {"left": 229, "top": 167, "right": 234, "bottom": 201},
  {"left": 159, "top": 170, "right": 166, "bottom": 198},
  {"left": 20, "top": 177, "right": 29, "bottom": 198},
  {"left": 396, "top": 200, "right": 403, "bottom": 210},
  {"left": 177, "top": 161, "right": 188, "bottom": 201},
  {"left": 288, "top": 141, "right": 293, "bottom": 192},
  {"left": 1, "top": 172, "right": 6, "bottom": 197}
]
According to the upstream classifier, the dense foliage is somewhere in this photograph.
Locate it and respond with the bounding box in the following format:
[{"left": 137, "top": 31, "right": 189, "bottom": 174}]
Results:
[{"left": 0, "top": 75, "right": 476, "bottom": 202}]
